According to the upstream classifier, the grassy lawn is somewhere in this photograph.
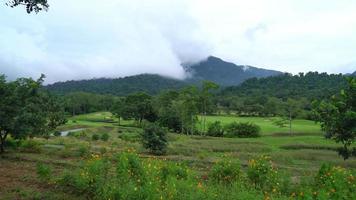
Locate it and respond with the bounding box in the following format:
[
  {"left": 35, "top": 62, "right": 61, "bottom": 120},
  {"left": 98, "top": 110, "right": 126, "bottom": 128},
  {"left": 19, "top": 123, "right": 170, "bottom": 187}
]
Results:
[
  {"left": 202, "top": 115, "right": 322, "bottom": 135},
  {"left": 1, "top": 112, "right": 355, "bottom": 199}
]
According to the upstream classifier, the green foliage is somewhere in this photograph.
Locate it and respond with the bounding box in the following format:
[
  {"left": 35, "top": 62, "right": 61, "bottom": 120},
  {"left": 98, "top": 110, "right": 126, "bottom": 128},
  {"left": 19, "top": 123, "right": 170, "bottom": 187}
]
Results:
[
  {"left": 47, "top": 74, "right": 187, "bottom": 96},
  {"left": 313, "top": 77, "right": 356, "bottom": 159},
  {"left": 206, "top": 121, "right": 224, "bottom": 137},
  {"left": 141, "top": 123, "right": 168, "bottom": 155},
  {"left": 118, "top": 132, "right": 141, "bottom": 142},
  {"left": 247, "top": 155, "right": 282, "bottom": 192},
  {"left": 209, "top": 157, "right": 241, "bottom": 184},
  {"left": 0, "top": 74, "right": 66, "bottom": 153},
  {"left": 92, "top": 134, "right": 100, "bottom": 141},
  {"left": 77, "top": 145, "right": 90, "bottom": 157},
  {"left": 53, "top": 131, "right": 61, "bottom": 137},
  {"left": 19, "top": 139, "right": 42, "bottom": 153},
  {"left": 313, "top": 164, "right": 356, "bottom": 199},
  {"left": 224, "top": 122, "right": 261, "bottom": 138},
  {"left": 121, "top": 92, "right": 157, "bottom": 124},
  {"left": 36, "top": 163, "right": 52, "bottom": 182},
  {"left": 155, "top": 90, "right": 182, "bottom": 132},
  {"left": 101, "top": 133, "right": 110, "bottom": 141},
  {"left": 219, "top": 72, "right": 348, "bottom": 117}
]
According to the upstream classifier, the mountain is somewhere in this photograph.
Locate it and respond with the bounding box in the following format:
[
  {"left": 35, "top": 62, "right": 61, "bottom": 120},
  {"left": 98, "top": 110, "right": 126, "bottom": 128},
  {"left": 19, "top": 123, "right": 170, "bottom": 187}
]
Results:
[
  {"left": 184, "top": 56, "right": 282, "bottom": 85},
  {"left": 46, "top": 74, "right": 187, "bottom": 96},
  {"left": 46, "top": 56, "right": 283, "bottom": 95},
  {"left": 220, "top": 72, "right": 348, "bottom": 100}
]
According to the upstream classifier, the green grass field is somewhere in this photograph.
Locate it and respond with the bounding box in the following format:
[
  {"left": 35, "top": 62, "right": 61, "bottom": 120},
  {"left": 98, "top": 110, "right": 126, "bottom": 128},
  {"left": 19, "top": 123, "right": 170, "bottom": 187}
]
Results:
[{"left": 1, "top": 112, "right": 355, "bottom": 199}]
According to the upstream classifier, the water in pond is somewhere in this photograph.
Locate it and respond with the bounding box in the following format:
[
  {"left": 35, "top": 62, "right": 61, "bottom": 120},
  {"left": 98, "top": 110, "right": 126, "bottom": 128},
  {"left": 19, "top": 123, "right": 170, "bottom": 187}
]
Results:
[{"left": 60, "top": 128, "right": 85, "bottom": 136}]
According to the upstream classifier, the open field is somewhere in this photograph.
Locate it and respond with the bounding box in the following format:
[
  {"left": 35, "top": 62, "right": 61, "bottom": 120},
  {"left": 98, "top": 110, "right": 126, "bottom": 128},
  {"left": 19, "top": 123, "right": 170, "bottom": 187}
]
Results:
[{"left": 1, "top": 112, "right": 355, "bottom": 199}]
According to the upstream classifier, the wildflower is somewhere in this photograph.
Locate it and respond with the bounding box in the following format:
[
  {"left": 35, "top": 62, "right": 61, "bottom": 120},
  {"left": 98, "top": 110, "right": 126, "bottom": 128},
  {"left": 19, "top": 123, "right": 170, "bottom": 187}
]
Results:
[{"left": 197, "top": 182, "right": 203, "bottom": 189}]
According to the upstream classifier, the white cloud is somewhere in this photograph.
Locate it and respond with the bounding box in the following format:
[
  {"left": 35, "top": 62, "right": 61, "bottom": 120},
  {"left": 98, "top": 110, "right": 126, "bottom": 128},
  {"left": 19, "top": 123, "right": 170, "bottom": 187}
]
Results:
[{"left": 0, "top": 0, "right": 355, "bottom": 83}]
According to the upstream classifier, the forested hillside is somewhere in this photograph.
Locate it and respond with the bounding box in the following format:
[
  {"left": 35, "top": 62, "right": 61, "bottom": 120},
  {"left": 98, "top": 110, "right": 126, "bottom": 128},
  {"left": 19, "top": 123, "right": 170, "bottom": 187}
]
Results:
[
  {"left": 46, "top": 56, "right": 282, "bottom": 95},
  {"left": 184, "top": 56, "right": 282, "bottom": 85},
  {"left": 216, "top": 72, "right": 348, "bottom": 118},
  {"left": 46, "top": 74, "right": 187, "bottom": 96},
  {"left": 221, "top": 72, "right": 347, "bottom": 100}
]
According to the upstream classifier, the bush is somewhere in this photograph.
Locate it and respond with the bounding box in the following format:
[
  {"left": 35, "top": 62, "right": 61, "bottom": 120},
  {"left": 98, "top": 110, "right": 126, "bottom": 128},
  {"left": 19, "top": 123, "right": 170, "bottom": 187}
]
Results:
[
  {"left": 209, "top": 157, "right": 241, "bottom": 184},
  {"left": 92, "top": 134, "right": 100, "bottom": 141},
  {"left": 101, "top": 133, "right": 110, "bottom": 141},
  {"left": 4, "top": 137, "right": 20, "bottom": 150},
  {"left": 118, "top": 132, "right": 141, "bottom": 142},
  {"left": 224, "top": 122, "right": 261, "bottom": 138},
  {"left": 141, "top": 123, "right": 168, "bottom": 155},
  {"left": 53, "top": 131, "right": 61, "bottom": 137},
  {"left": 36, "top": 163, "right": 52, "bottom": 182},
  {"left": 206, "top": 121, "right": 224, "bottom": 137},
  {"left": 77, "top": 145, "right": 90, "bottom": 157},
  {"left": 19, "top": 140, "right": 42, "bottom": 153},
  {"left": 247, "top": 155, "right": 281, "bottom": 192},
  {"left": 313, "top": 164, "right": 356, "bottom": 199}
]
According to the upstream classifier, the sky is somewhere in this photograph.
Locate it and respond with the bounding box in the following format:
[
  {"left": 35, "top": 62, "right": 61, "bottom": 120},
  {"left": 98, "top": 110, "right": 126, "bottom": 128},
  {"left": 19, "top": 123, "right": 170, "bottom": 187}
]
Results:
[{"left": 0, "top": 0, "right": 356, "bottom": 83}]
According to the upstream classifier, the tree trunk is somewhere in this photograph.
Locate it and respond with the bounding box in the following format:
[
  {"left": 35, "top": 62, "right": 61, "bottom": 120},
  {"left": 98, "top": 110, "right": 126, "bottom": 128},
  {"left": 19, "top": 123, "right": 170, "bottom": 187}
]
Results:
[
  {"left": 0, "top": 131, "right": 8, "bottom": 154},
  {"left": 289, "top": 111, "right": 292, "bottom": 135},
  {"left": 118, "top": 117, "right": 121, "bottom": 126}
]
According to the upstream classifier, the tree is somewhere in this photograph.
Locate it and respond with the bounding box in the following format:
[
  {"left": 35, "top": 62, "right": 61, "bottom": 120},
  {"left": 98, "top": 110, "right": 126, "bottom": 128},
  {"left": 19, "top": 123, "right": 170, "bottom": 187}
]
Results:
[
  {"left": 154, "top": 90, "right": 181, "bottom": 132},
  {"left": 198, "top": 81, "right": 219, "bottom": 135},
  {"left": 6, "top": 0, "right": 49, "bottom": 13},
  {"left": 141, "top": 123, "right": 168, "bottom": 155},
  {"left": 110, "top": 97, "right": 125, "bottom": 125},
  {"left": 174, "top": 86, "right": 199, "bottom": 135},
  {"left": 0, "top": 74, "right": 66, "bottom": 153},
  {"left": 274, "top": 98, "right": 301, "bottom": 135},
  {"left": 122, "top": 92, "right": 157, "bottom": 125},
  {"left": 313, "top": 77, "right": 356, "bottom": 159}
]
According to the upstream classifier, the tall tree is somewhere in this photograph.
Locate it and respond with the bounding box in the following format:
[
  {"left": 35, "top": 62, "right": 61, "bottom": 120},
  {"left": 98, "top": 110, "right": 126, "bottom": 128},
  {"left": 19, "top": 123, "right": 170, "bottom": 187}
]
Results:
[
  {"left": 122, "top": 92, "right": 157, "bottom": 125},
  {"left": 110, "top": 97, "right": 125, "bottom": 126},
  {"left": 313, "top": 77, "right": 356, "bottom": 159},
  {"left": 199, "top": 81, "right": 219, "bottom": 135},
  {"left": 0, "top": 74, "right": 66, "bottom": 153},
  {"left": 174, "top": 86, "right": 199, "bottom": 135}
]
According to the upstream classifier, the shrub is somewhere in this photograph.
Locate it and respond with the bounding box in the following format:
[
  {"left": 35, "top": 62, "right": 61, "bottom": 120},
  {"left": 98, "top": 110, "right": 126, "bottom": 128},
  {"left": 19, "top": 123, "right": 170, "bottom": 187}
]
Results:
[
  {"left": 141, "top": 123, "right": 168, "bottom": 155},
  {"left": 77, "top": 145, "right": 90, "bottom": 157},
  {"left": 58, "top": 147, "right": 74, "bottom": 158},
  {"left": 116, "top": 151, "right": 146, "bottom": 183},
  {"left": 4, "top": 137, "right": 20, "bottom": 150},
  {"left": 206, "top": 121, "right": 224, "bottom": 137},
  {"left": 53, "top": 131, "right": 61, "bottom": 137},
  {"left": 101, "top": 133, "right": 110, "bottom": 141},
  {"left": 224, "top": 122, "right": 261, "bottom": 138},
  {"left": 313, "top": 164, "right": 356, "bottom": 199},
  {"left": 247, "top": 155, "right": 281, "bottom": 192},
  {"left": 92, "top": 134, "right": 100, "bottom": 141},
  {"left": 19, "top": 140, "right": 42, "bottom": 153},
  {"left": 209, "top": 157, "right": 241, "bottom": 184},
  {"left": 36, "top": 163, "right": 52, "bottom": 182}
]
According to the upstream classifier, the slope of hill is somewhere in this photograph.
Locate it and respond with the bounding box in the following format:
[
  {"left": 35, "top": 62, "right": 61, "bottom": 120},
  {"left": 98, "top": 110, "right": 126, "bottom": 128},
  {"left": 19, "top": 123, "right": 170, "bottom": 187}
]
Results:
[
  {"left": 184, "top": 56, "right": 282, "bottom": 85},
  {"left": 46, "top": 74, "right": 187, "bottom": 96},
  {"left": 220, "top": 72, "right": 348, "bottom": 100},
  {"left": 46, "top": 56, "right": 283, "bottom": 95}
]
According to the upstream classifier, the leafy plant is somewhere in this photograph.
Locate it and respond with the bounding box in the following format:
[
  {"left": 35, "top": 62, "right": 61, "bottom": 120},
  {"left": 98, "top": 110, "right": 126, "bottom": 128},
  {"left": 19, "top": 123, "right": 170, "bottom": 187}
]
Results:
[
  {"left": 206, "top": 121, "right": 224, "bottom": 137},
  {"left": 224, "top": 122, "right": 261, "bottom": 138},
  {"left": 141, "top": 123, "right": 168, "bottom": 155},
  {"left": 19, "top": 140, "right": 42, "bottom": 153},
  {"left": 92, "top": 134, "right": 100, "bottom": 141},
  {"left": 313, "top": 77, "right": 356, "bottom": 159},
  {"left": 36, "top": 163, "right": 52, "bottom": 182},
  {"left": 101, "top": 133, "right": 110, "bottom": 141},
  {"left": 247, "top": 155, "right": 281, "bottom": 192},
  {"left": 209, "top": 157, "right": 241, "bottom": 184}
]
